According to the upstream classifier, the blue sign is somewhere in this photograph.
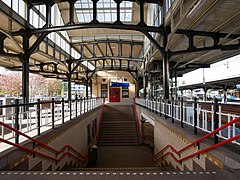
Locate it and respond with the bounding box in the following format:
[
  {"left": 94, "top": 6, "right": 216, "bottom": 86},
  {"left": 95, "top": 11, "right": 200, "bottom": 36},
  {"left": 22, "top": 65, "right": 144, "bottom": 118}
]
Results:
[
  {"left": 110, "top": 82, "right": 130, "bottom": 87},
  {"left": 236, "top": 84, "right": 240, "bottom": 89}
]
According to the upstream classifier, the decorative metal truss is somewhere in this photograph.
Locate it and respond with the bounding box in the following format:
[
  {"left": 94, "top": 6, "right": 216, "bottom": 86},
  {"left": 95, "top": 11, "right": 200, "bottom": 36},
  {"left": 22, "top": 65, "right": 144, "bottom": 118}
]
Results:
[{"left": 0, "top": 0, "right": 240, "bottom": 101}]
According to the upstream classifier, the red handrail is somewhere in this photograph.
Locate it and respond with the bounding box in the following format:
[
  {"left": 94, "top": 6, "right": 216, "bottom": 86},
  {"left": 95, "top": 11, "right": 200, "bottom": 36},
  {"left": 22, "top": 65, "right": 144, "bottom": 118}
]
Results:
[
  {"left": 0, "top": 137, "right": 85, "bottom": 163},
  {"left": 154, "top": 116, "right": 240, "bottom": 163},
  {"left": 133, "top": 98, "right": 142, "bottom": 142},
  {"left": 0, "top": 121, "right": 87, "bottom": 163},
  {"left": 154, "top": 134, "right": 240, "bottom": 163}
]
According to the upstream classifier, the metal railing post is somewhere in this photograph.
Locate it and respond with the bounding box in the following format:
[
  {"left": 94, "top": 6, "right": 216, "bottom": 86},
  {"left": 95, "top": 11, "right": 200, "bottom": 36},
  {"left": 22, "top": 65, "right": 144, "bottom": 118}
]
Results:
[
  {"left": 94, "top": 97, "right": 96, "bottom": 108},
  {"left": 172, "top": 97, "right": 174, "bottom": 123},
  {"left": 37, "top": 99, "right": 41, "bottom": 135},
  {"left": 213, "top": 98, "right": 219, "bottom": 144},
  {"left": 90, "top": 97, "right": 92, "bottom": 110},
  {"left": 164, "top": 99, "right": 167, "bottom": 119},
  {"left": 62, "top": 98, "right": 64, "bottom": 124},
  {"left": 69, "top": 99, "right": 72, "bottom": 120},
  {"left": 15, "top": 99, "right": 19, "bottom": 144},
  {"left": 155, "top": 98, "right": 158, "bottom": 114},
  {"left": 84, "top": 97, "right": 86, "bottom": 113},
  {"left": 181, "top": 97, "right": 184, "bottom": 128},
  {"left": 159, "top": 97, "right": 162, "bottom": 117},
  {"left": 87, "top": 97, "right": 89, "bottom": 112},
  {"left": 151, "top": 98, "right": 153, "bottom": 111},
  {"left": 194, "top": 97, "right": 197, "bottom": 134},
  {"left": 52, "top": 98, "right": 55, "bottom": 129},
  {"left": 75, "top": 94, "right": 78, "bottom": 117},
  {"left": 80, "top": 97, "right": 82, "bottom": 115}
]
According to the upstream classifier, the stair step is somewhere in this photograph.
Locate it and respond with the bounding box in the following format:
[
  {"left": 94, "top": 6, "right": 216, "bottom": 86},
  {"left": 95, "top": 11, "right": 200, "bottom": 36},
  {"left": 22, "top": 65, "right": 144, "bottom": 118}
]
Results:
[
  {"left": 99, "top": 134, "right": 137, "bottom": 137},
  {"left": 100, "top": 127, "right": 136, "bottom": 130},
  {"left": 98, "top": 139, "right": 138, "bottom": 142},
  {"left": 100, "top": 124, "right": 136, "bottom": 126},
  {"left": 101, "top": 121, "right": 136, "bottom": 124},
  {"left": 98, "top": 138, "right": 138, "bottom": 141},
  {"left": 71, "top": 167, "right": 162, "bottom": 171},
  {"left": 97, "top": 143, "right": 139, "bottom": 145},
  {"left": 98, "top": 104, "right": 139, "bottom": 146},
  {"left": 100, "top": 129, "right": 136, "bottom": 131}
]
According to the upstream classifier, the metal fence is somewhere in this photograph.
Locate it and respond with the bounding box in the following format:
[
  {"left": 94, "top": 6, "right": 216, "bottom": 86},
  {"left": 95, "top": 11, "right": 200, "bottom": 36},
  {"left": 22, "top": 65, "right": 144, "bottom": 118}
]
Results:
[
  {"left": 0, "top": 97, "right": 104, "bottom": 152},
  {"left": 136, "top": 98, "right": 240, "bottom": 146}
]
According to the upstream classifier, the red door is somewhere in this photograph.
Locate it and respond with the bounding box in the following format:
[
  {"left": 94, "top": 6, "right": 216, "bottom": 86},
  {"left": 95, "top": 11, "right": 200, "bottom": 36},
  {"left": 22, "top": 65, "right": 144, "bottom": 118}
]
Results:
[{"left": 110, "top": 88, "right": 120, "bottom": 102}]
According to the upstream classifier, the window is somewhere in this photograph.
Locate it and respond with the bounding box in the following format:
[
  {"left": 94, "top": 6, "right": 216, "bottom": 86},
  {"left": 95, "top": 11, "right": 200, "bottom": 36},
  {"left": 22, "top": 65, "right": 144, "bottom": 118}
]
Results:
[
  {"left": 101, "top": 84, "right": 108, "bottom": 98},
  {"left": 122, "top": 86, "right": 129, "bottom": 98},
  {"left": 75, "top": 0, "right": 133, "bottom": 23}
]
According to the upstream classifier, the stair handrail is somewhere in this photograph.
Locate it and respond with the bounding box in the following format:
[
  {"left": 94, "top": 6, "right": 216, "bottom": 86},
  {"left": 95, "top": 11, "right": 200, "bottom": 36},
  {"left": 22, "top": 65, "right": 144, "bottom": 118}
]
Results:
[
  {"left": 154, "top": 116, "right": 240, "bottom": 163},
  {"left": 0, "top": 121, "right": 87, "bottom": 163},
  {"left": 0, "top": 137, "right": 86, "bottom": 164},
  {"left": 154, "top": 134, "right": 240, "bottom": 163}
]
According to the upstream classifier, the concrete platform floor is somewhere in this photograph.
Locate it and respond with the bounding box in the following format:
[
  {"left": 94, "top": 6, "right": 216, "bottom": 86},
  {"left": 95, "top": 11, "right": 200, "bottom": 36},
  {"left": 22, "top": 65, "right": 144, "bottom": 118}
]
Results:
[{"left": 0, "top": 170, "right": 228, "bottom": 180}]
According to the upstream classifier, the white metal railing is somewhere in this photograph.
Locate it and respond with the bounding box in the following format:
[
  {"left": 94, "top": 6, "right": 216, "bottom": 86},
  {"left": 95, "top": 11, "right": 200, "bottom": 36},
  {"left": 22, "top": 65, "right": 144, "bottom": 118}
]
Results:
[
  {"left": 136, "top": 98, "right": 240, "bottom": 146},
  {"left": 0, "top": 97, "right": 104, "bottom": 152}
]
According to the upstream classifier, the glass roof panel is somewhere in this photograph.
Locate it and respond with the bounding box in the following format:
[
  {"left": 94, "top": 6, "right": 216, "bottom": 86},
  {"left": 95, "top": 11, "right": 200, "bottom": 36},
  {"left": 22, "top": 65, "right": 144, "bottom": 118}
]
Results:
[
  {"left": 71, "top": 35, "right": 144, "bottom": 44},
  {"left": 75, "top": 0, "right": 132, "bottom": 23}
]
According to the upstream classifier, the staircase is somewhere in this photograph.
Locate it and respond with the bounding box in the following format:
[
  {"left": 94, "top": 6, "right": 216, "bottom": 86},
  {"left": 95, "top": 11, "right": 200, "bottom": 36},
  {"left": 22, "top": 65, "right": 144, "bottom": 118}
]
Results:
[
  {"left": 1, "top": 104, "right": 236, "bottom": 179},
  {"left": 93, "top": 103, "right": 156, "bottom": 168},
  {"left": 97, "top": 104, "right": 139, "bottom": 146}
]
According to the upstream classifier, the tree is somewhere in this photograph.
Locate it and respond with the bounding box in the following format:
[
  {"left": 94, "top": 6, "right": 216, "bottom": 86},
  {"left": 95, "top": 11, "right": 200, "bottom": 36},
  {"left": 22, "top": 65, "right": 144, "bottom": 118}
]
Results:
[
  {"left": 47, "top": 78, "right": 62, "bottom": 97},
  {"left": 0, "top": 71, "right": 63, "bottom": 97},
  {"left": 29, "top": 74, "right": 49, "bottom": 96},
  {"left": 0, "top": 72, "right": 22, "bottom": 96}
]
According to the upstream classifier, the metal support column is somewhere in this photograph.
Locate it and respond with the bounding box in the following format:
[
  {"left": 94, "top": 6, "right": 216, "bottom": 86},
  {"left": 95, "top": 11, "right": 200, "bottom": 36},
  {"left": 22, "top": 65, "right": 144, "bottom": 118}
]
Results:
[
  {"left": 170, "top": 71, "right": 174, "bottom": 97},
  {"left": 90, "top": 79, "right": 93, "bottom": 98},
  {"left": 92, "top": 0, "right": 99, "bottom": 23},
  {"left": 69, "top": 0, "right": 77, "bottom": 25},
  {"left": 162, "top": 3, "right": 170, "bottom": 100},
  {"left": 115, "top": 0, "right": 121, "bottom": 24},
  {"left": 0, "top": 33, "right": 6, "bottom": 52},
  {"left": 213, "top": 98, "right": 219, "bottom": 144},
  {"left": 223, "top": 86, "right": 228, "bottom": 103},
  {"left": 175, "top": 71, "right": 178, "bottom": 99},
  {"left": 150, "top": 75, "right": 153, "bottom": 98},
  {"left": 194, "top": 97, "right": 197, "bottom": 134},
  {"left": 136, "top": 78, "right": 140, "bottom": 97},
  {"left": 163, "top": 49, "right": 170, "bottom": 100},
  {"left": 203, "top": 87, "right": 207, "bottom": 101},
  {"left": 143, "top": 74, "right": 147, "bottom": 98},
  {"left": 86, "top": 80, "right": 89, "bottom": 97},
  {"left": 22, "top": 35, "right": 30, "bottom": 106},
  {"left": 67, "top": 74, "right": 72, "bottom": 101}
]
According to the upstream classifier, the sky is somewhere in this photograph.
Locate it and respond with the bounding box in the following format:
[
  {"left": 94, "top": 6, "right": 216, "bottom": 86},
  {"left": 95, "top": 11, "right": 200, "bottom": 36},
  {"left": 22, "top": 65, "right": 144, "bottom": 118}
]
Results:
[{"left": 178, "top": 54, "right": 240, "bottom": 86}]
